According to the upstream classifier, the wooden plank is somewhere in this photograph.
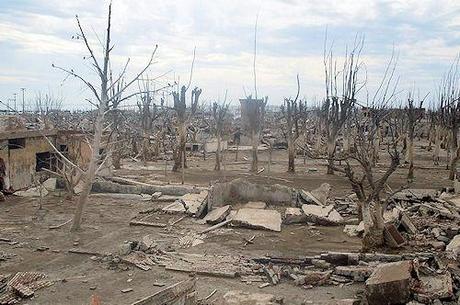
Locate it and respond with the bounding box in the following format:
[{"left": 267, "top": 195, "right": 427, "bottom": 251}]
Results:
[{"left": 129, "top": 279, "right": 196, "bottom": 305}]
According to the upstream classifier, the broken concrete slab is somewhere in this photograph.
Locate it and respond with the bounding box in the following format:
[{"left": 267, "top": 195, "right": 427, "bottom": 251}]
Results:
[
  {"left": 244, "top": 201, "right": 267, "bottom": 209},
  {"left": 365, "top": 260, "right": 414, "bottom": 305},
  {"left": 310, "top": 183, "right": 331, "bottom": 205},
  {"left": 299, "top": 190, "right": 322, "bottom": 206},
  {"left": 222, "top": 291, "right": 282, "bottom": 305},
  {"left": 392, "top": 188, "right": 438, "bottom": 201},
  {"left": 42, "top": 178, "right": 56, "bottom": 192},
  {"left": 301, "top": 204, "right": 344, "bottom": 225},
  {"left": 343, "top": 222, "right": 364, "bottom": 237},
  {"left": 162, "top": 190, "right": 208, "bottom": 217},
  {"left": 203, "top": 205, "right": 231, "bottom": 225},
  {"left": 232, "top": 208, "right": 282, "bottom": 232},
  {"left": 14, "top": 187, "right": 48, "bottom": 198},
  {"left": 284, "top": 207, "right": 307, "bottom": 224}
]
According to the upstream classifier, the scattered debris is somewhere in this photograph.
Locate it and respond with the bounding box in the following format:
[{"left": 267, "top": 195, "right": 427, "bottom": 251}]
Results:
[
  {"left": 0, "top": 272, "right": 53, "bottom": 304},
  {"left": 222, "top": 291, "right": 283, "bottom": 305}
]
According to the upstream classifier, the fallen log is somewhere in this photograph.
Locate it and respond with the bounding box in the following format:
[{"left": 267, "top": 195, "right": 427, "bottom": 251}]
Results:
[
  {"left": 129, "top": 220, "right": 167, "bottom": 228},
  {"left": 68, "top": 248, "right": 103, "bottom": 256},
  {"left": 199, "top": 219, "right": 231, "bottom": 234}
]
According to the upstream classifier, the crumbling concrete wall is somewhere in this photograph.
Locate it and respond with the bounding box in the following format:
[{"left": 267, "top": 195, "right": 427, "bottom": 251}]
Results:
[
  {"left": 92, "top": 180, "right": 204, "bottom": 196},
  {"left": 208, "top": 178, "right": 296, "bottom": 208},
  {"left": 7, "top": 136, "right": 55, "bottom": 190}
]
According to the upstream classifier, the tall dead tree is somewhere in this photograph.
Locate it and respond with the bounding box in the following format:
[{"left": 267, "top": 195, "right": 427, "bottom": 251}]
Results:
[
  {"left": 240, "top": 96, "right": 267, "bottom": 172},
  {"left": 336, "top": 109, "right": 405, "bottom": 249},
  {"left": 322, "top": 38, "right": 364, "bottom": 174},
  {"left": 404, "top": 94, "right": 425, "bottom": 181},
  {"left": 172, "top": 86, "right": 201, "bottom": 171},
  {"left": 281, "top": 75, "right": 305, "bottom": 172},
  {"left": 439, "top": 57, "right": 460, "bottom": 180},
  {"left": 34, "top": 91, "right": 63, "bottom": 129},
  {"left": 53, "top": 3, "right": 158, "bottom": 231},
  {"left": 136, "top": 78, "right": 166, "bottom": 164},
  {"left": 212, "top": 100, "right": 230, "bottom": 171}
]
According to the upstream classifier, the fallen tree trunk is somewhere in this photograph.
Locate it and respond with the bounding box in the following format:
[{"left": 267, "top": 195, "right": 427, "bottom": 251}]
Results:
[{"left": 91, "top": 180, "right": 205, "bottom": 196}]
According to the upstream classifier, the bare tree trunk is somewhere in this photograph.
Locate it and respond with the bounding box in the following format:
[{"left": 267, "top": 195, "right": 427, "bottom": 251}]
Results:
[
  {"left": 362, "top": 201, "right": 385, "bottom": 250},
  {"left": 112, "top": 130, "right": 121, "bottom": 170},
  {"left": 173, "top": 123, "right": 187, "bottom": 172},
  {"left": 71, "top": 103, "right": 105, "bottom": 232},
  {"left": 450, "top": 128, "right": 459, "bottom": 180},
  {"left": 181, "top": 150, "right": 185, "bottom": 184},
  {"left": 215, "top": 133, "right": 221, "bottom": 171},
  {"left": 407, "top": 136, "right": 415, "bottom": 180},
  {"left": 287, "top": 137, "right": 295, "bottom": 173},
  {"left": 434, "top": 125, "right": 441, "bottom": 165},
  {"left": 235, "top": 143, "right": 239, "bottom": 162},
  {"left": 142, "top": 130, "right": 150, "bottom": 165},
  {"left": 251, "top": 130, "right": 258, "bottom": 172},
  {"left": 326, "top": 136, "right": 335, "bottom": 175}
]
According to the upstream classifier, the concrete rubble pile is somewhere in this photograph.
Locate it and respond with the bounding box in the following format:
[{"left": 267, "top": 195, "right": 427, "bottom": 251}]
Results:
[
  {"left": 384, "top": 188, "right": 460, "bottom": 251},
  {"left": 0, "top": 272, "right": 53, "bottom": 305}
]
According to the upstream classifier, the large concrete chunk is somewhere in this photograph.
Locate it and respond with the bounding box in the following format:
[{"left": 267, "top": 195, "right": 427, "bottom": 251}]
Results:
[
  {"left": 232, "top": 208, "right": 282, "bottom": 232},
  {"left": 203, "top": 205, "right": 231, "bottom": 224},
  {"left": 301, "top": 204, "right": 343, "bottom": 225},
  {"left": 310, "top": 183, "right": 331, "bottom": 205},
  {"left": 163, "top": 190, "right": 208, "bottom": 217},
  {"left": 365, "top": 260, "right": 414, "bottom": 305},
  {"left": 446, "top": 234, "right": 460, "bottom": 258},
  {"left": 284, "top": 207, "right": 307, "bottom": 224},
  {"left": 222, "top": 291, "right": 282, "bottom": 305}
]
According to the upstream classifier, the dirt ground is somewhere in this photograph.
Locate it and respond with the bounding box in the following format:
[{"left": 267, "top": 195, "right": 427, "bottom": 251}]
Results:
[{"left": 0, "top": 143, "right": 453, "bottom": 305}]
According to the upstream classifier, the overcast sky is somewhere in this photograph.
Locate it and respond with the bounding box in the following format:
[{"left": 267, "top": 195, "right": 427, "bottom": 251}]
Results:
[{"left": 1, "top": 0, "right": 460, "bottom": 110}]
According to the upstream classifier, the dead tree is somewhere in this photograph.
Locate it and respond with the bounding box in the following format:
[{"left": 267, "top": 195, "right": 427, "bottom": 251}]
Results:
[
  {"left": 336, "top": 109, "right": 405, "bottom": 249},
  {"left": 404, "top": 94, "right": 425, "bottom": 181},
  {"left": 240, "top": 96, "right": 267, "bottom": 172},
  {"left": 171, "top": 86, "right": 201, "bottom": 171},
  {"left": 212, "top": 100, "right": 230, "bottom": 171},
  {"left": 281, "top": 75, "right": 305, "bottom": 172},
  {"left": 53, "top": 3, "right": 158, "bottom": 231},
  {"left": 322, "top": 38, "right": 364, "bottom": 174},
  {"left": 136, "top": 78, "right": 166, "bottom": 164},
  {"left": 34, "top": 91, "right": 63, "bottom": 129},
  {"left": 439, "top": 57, "right": 460, "bottom": 180}
]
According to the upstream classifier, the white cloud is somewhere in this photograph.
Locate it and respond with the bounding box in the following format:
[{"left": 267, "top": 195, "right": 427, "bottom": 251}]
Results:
[{"left": 0, "top": 0, "right": 459, "bottom": 107}]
